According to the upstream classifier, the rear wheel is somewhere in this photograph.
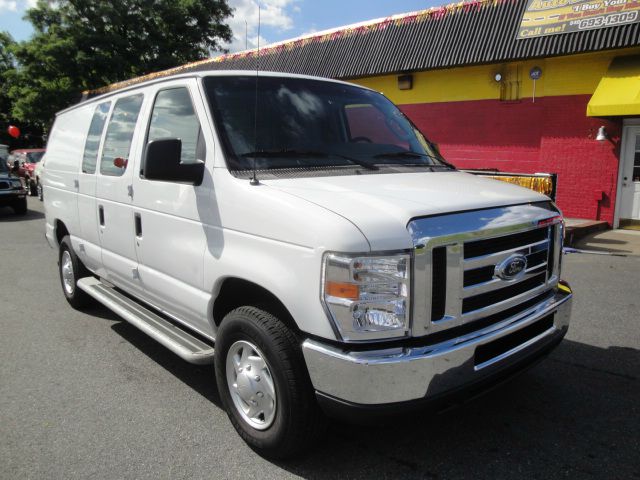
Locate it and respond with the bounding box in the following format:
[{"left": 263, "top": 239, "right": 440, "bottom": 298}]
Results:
[
  {"left": 215, "top": 306, "right": 325, "bottom": 459},
  {"left": 37, "top": 180, "right": 43, "bottom": 201},
  {"left": 59, "top": 236, "right": 93, "bottom": 309}
]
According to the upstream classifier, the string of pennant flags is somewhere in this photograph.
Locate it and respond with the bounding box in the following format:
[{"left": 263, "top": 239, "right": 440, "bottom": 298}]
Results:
[
  {"left": 88, "top": 0, "right": 501, "bottom": 96},
  {"left": 223, "top": 0, "right": 497, "bottom": 60}
]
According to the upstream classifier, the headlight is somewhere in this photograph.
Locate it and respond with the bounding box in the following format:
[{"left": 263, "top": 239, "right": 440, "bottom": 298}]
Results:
[
  {"left": 321, "top": 252, "right": 410, "bottom": 341},
  {"left": 11, "top": 180, "right": 22, "bottom": 188}
]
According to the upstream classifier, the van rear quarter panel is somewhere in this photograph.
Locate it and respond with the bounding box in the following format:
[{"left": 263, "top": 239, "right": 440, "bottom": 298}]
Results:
[{"left": 45, "top": 106, "right": 94, "bottom": 244}]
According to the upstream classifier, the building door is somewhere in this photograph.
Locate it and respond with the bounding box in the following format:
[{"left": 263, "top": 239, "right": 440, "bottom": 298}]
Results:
[{"left": 619, "top": 125, "right": 640, "bottom": 221}]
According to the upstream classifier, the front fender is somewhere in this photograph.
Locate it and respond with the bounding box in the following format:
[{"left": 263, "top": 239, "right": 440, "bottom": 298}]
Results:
[{"left": 203, "top": 229, "right": 336, "bottom": 340}]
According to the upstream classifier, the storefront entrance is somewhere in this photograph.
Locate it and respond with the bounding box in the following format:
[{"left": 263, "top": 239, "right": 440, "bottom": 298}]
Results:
[{"left": 618, "top": 124, "right": 640, "bottom": 227}]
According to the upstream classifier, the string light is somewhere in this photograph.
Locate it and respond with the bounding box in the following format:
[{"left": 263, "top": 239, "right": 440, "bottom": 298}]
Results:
[{"left": 86, "top": 0, "right": 496, "bottom": 97}]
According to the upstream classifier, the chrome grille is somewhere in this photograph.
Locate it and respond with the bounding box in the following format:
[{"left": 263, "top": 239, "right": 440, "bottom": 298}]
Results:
[
  {"left": 408, "top": 202, "right": 563, "bottom": 337},
  {"left": 0, "top": 181, "right": 10, "bottom": 190}
]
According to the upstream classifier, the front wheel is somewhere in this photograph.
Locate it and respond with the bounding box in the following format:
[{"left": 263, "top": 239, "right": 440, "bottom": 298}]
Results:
[
  {"left": 214, "top": 307, "right": 325, "bottom": 459},
  {"left": 37, "top": 181, "right": 43, "bottom": 201}
]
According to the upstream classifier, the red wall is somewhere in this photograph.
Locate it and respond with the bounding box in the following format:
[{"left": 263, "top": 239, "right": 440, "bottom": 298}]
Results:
[{"left": 401, "top": 94, "right": 621, "bottom": 224}]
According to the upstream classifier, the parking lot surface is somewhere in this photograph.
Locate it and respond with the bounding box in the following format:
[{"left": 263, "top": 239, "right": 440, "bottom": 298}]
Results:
[{"left": 1, "top": 199, "right": 639, "bottom": 479}]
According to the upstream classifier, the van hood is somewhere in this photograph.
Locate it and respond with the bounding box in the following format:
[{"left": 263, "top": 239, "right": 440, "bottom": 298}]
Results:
[{"left": 262, "top": 171, "right": 550, "bottom": 251}]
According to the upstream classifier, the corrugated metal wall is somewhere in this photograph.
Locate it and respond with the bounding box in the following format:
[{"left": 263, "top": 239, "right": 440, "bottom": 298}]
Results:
[{"left": 185, "top": 0, "right": 640, "bottom": 79}]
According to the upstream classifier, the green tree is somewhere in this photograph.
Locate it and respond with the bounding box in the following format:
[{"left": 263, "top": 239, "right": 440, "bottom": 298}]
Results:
[
  {"left": 1, "top": 32, "right": 20, "bottom": 146},
  {"left": 8, "top": 0, "right": 232, "bottom": 130}
]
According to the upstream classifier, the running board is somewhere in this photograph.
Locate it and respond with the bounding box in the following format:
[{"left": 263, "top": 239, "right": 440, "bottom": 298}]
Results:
[{"left": 77, "top": 277, "right": 215, "bottom": 365}]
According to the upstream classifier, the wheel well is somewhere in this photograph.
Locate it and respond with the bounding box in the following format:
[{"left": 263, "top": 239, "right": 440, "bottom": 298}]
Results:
[
  {"left": 55, "top": 220, "right": 69, "bottom": 246},
  {"left": 213, "top": 278, "right": 299, "bottom": 332}
]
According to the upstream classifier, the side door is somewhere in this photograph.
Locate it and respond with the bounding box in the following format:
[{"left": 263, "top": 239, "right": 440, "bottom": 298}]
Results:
[
  {"left": 131, "top": 80, "right": 214, "bottom": 336},
  {"left": 96, "top": 92, "right": 146, "bottom": 295},
  {"left": 619, "top": 125, "right": 640, "bottom": 221},
  {"left": 77, "top": 101, "right": 111, "bottom": 275}
]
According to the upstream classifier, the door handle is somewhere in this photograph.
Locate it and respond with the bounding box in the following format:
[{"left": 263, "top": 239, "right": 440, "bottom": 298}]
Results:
[
  {"left": 98, "top": 205, "right": 105, "bottom": 226},
  {"left": 134, "top": 213, "right": 142, "bottom": 238}
]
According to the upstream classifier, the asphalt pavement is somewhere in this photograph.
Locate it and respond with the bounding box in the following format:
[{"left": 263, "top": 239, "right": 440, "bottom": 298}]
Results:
[{"left": 1, "top": 198, "right": 639, "bottom": 479}]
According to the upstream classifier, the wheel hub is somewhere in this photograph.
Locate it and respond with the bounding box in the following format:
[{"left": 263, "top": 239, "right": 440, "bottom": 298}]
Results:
[
  {"left": 226, "top": 340, "right": 276, "bottom": 430},
  {"left": 61, "top": 251, "right": 75, "bottom": 295}
]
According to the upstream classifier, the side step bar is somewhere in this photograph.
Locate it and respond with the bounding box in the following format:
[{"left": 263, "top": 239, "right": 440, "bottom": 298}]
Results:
[{"left": 77, "top": 277, "right": 215, "bottom": 365}]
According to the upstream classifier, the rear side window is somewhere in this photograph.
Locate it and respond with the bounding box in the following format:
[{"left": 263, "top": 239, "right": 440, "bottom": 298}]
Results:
[
  {"left": 100, "top": 94, "right": 144, "bottom": 176},
  {"left": 82, "top": 102, "right": 111, "bottom": 174},
  {"left": 147, "top": 87, "right": 203, "bottom": 165}
]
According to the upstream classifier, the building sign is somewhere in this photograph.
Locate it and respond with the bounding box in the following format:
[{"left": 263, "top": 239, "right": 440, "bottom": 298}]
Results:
[{"left": 517, "top": 0, "right": 640, "bottom": 39}]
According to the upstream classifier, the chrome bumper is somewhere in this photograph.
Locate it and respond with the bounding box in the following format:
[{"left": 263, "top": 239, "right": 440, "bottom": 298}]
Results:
[{"left": 303, "top": 288, "right": 572, "bottom": 406}]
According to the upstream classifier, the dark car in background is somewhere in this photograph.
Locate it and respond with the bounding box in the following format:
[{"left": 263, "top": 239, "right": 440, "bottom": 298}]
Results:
[
  {"left": 0, "top": 156, "right": 27, "bottom": 215},
  {"left": 9, "top": 149, "right": 46, "bottom": 196}
]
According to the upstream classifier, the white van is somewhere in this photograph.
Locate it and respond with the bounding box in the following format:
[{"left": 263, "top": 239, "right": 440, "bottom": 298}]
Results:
[{"left": 44, "top": 71, "right": 572, "bottom": 458}]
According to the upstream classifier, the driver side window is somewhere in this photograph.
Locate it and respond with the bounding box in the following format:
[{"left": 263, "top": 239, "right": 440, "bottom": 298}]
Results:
[{"left": 147, "top": 87, "right": 203, "bottom": 166}]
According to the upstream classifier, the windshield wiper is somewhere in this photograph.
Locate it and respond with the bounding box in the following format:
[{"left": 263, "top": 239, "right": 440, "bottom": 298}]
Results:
[
  {"left": 373, "top": 151, "right": 455, "bottom": 169},
  {"left": 242, "top": 149, "right": 323, "bottom": 158},
  {"left": 241, "top": 149, "right": 379, "bottom": 171}
]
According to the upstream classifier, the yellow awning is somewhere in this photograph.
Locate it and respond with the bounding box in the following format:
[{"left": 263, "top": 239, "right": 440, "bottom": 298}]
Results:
[{"left": 587, "top": 55, "right": 640, "bottom": 117}]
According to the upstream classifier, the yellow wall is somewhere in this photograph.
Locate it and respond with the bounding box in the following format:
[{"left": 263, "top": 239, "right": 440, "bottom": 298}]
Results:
[{"left": 350, "top": 46, "right": 640, "bottom": 105}]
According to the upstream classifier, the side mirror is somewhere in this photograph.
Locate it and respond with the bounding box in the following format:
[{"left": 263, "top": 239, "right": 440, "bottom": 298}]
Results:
[{"left": 143, "top": 138, "right": 204, "bottom": 185}]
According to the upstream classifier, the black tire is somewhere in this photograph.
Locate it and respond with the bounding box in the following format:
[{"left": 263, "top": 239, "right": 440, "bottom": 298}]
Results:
[
  {"left": 13, "top": 197, "right": 27, "bottom": 215},
  {"left": 214, "top": 307, "right": 325, "bottom": 459},
  {"left": 29, "top": 180, "right": 38, "bottom": 197},
  {"left": 58, "top": 236, "right": 93, "bottom": 309},
  {"left": 37, "top": 181, "right": 43, "bottom": 201}
]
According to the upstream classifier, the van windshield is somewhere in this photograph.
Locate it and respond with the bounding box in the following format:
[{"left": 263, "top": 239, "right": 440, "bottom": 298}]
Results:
[{"left": 203, "top": 75, "right": 452, "bottom": 173}]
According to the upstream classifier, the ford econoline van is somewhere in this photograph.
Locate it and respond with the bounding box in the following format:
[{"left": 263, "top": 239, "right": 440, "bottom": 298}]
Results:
[{"left": 44, "top": 71, "right": 572, "bottom": 458}]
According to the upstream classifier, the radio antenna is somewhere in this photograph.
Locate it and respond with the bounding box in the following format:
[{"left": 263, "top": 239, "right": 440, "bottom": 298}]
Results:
[{"left": 250, "top": 4, "right": 261, "bottom": 186}]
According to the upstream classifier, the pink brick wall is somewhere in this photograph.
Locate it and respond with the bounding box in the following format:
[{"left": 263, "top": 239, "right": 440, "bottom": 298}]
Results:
[{"left": 401, "top": 94, "right": 621, "bottom": 224}]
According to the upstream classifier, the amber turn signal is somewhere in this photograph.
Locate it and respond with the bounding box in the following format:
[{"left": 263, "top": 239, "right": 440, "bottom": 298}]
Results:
[{"left": 325, "top": 281, "right": 359, "bottom": 300}]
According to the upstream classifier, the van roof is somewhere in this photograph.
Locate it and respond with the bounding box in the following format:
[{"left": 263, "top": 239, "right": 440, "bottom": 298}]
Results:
[{"left": 59, "top": 70, "right": 367, "bottom": 116}]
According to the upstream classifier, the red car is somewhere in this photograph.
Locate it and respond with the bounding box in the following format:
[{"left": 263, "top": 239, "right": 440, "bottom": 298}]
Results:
[{"left": 9, "top": 149, "right": 45, "bottom": 196}]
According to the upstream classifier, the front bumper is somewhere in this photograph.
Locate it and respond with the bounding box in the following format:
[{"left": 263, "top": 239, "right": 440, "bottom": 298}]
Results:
[{"left": 303, "top": 285, "right": 572, "bottom": 407}]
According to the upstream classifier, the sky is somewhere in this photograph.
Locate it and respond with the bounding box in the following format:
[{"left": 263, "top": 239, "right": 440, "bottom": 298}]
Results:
[{"left": 0, "top": 0, "right": 445, "bottom": 53}]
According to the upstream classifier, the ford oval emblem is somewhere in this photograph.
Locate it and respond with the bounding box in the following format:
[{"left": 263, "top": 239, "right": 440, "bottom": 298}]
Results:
[{"left": 495, "top": 254, "right": 527, "bottom": 281}]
